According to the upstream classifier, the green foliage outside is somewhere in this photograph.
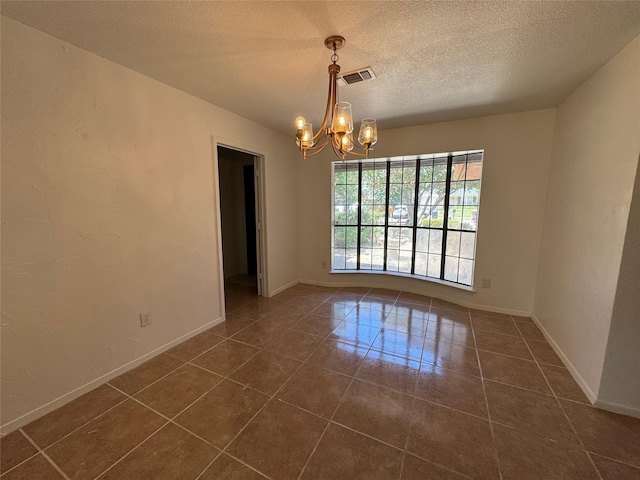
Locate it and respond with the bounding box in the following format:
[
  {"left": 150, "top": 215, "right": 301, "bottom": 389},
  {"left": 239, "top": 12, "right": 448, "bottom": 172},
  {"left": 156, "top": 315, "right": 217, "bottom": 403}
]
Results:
[{"left": 334, "top": 159, "right": 478, "bottom": 248}]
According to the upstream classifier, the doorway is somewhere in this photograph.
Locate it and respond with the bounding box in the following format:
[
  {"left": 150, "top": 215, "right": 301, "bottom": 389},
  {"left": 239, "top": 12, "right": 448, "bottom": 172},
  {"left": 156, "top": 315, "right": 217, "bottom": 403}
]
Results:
[{"left": 217, "top": 145, "right": 263, "bottom": 296}]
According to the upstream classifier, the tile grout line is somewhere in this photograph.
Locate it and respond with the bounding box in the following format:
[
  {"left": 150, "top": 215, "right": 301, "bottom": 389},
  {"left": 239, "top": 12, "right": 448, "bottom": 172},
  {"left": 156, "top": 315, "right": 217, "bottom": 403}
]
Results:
[
  {"left": 106, "top": 382, "right": 215, "bottom": 447},
  {"left": 108, "top": 352, "right": 195, "bottom": 402},
  {"left": 193, "top": 453, "right": 224, "bottom": 480},
  {"left": 399, "top": 300, "right": 430, "bottom": 479},
  {"left": 520, "top": 328, "right": 606, "bottom": 480},
  {"left": 295, "top": 319, "right": 380, "bottom": 480},
  {"left": 0, "top": 450, "right": 40, "bottom": 478},
  {"left": 201, "top": 311, "right": 343, "bottom": 480},
  {"left": 24, "top": 393, "right": 131, "bottom": 454},
  {"left": 14, "top": 287, "right": 611, "bottom": 479},
  {"left": 103, "top": 383, "right": 262, "bottom": 479},
  {"left": 89, "top": 419, "right": 170, "bottom": 480},
  {"left": 226, "top": 288, "right": 628, "bottom": 475},
  {"left": 584, "top": 452, "right": 640, "bottom": 471},
  {"left": 472, "top": 310, "right": 504, "bottom": 480},
  {"left": 398, "top": 394, "right": 418, "bottom": 479},
  {"left": 18, "top": 428, "right": 72, "bottom": 480}
]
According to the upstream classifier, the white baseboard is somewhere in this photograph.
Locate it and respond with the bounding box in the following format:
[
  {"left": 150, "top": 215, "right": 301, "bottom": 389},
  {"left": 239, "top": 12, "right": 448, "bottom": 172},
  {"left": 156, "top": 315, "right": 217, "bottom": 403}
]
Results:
[
  {"left": 268, "top": 279, "right": 299, "bottom": 297},
  {"left": 530, "top": 313, "right": 598, "bottom": 404},
  {"left": 297, "top": 279, "right": 531, "bottom": 317},
  {"left": 0, "top": 317, "right": 224, "bottom": 435},
  {"left": 594, "top": 399, "right": 640, "bottom": 419}
]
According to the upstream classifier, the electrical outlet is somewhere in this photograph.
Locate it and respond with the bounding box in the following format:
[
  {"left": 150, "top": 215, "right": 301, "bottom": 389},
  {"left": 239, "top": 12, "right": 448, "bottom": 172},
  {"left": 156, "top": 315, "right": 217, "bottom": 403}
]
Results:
[
  {"left": 321, "top": 260, "right": 328, "bottom": 270},
  {"left": 140, "top": 312, "right": 152, "bottom": 327},
  {"left": 481, "top": 278, "right": 492, "bottom": 289}
]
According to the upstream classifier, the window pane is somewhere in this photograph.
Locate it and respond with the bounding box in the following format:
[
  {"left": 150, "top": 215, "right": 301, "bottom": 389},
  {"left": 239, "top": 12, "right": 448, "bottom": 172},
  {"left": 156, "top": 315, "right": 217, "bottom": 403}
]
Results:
[
  {"left": 451, "top": 155, "right": 467, "bottom": 180},
  {"left": 346, "top": 227, "right": 358, "bottom": 248},
  {"left": 464, "top": 181, "right": 480, "bottom": 205},
  {"left": 373, "top": 185, "right": 386, "bottom": 204},
  {"left": 429, "top": 229, "right": 443, "bottom": 253},
  {"left": 461, "top": 206, "right": 478, "bottom": 231},
  {"left": 346, "top": 249, "right": 358, "bottom": 269},
  {"left": 401, "top": 188, "right": 414, "bottom": 207},
  {"left": 334, "top": 226, "right": 346, "bottom": 248},
  {"left": 347, "top": 184, "right": 359, "bottom": 206},
  {"left": 451, "top": 157, "right": 468, "bottom": 181},
  {"left": 444, "top": 256, "right": 459, "bottom": 282},
  {"left": 387, "top": 249, "right": 399, "bottom": 272},
  {"left": 372, "top": 206, "right": 386, "bottom": 225},
  {"left": 433, "top": 161, "right": 447, "bottom": 181},
  {"left": 334, "top": 183, "right": 347, "bottom": 204},
  {"left": 372, "top": 226, "right": 385, "bottom": 248},
  {"left": 416, "top": 229, "right": 429, "bottom": 253},
  {"left": 446, "top": 231, "right": 461, "bottom": 256},
  {"left": 399, "top": 228, "right": 413, "bottom": 251},
  {"left": 346, "top": 209, "right": 358, "bottom": 225},
  {"left": 415, "top": 252, "right": 428, "bottom": 276},
  {"left": 450, "top": 181, "right": 465, "bottom": 196},
  {"left": 431, "top": 182, "right": 447, "bottom": 206},
  {"left": 361, "top": 205, "right": 373, "bottom": 224},
  {"left": 399, "top": 250, "right": 412, "bottom": 273},
  {"left": 448, "top": 206, "right": 461, "bottom": 229},
  {"left": 420, "top": 164, "right": 433, "bottom": 183},
  {"left": 372, "top": 248, "right": 384, "bottom": 270},
  {"left": 428, "top": 254, "right": 441, "bottom": 277},
  {"left": 458, "top": 258, "right": 474, "bottom": 285},
  {"left": 460, "top": 232, "right": 476, "bottom": 259},
  {"left": 387, "top": 227, "right": 401, "bottom": 249},
  {"left": 361, "top": 227, "right": 373, "bottom": 248},
  {"left": 465, "top": 157, "right": 483, "bottom": 180},
  {"left": 346, "top": 169, "right": 358, "bottom": 184},
  {"left": 388, "top": 184, "right": 402, "bottom": 206},
  {"left": 360, "top": 248, "right": 372, "bottom": 270}
]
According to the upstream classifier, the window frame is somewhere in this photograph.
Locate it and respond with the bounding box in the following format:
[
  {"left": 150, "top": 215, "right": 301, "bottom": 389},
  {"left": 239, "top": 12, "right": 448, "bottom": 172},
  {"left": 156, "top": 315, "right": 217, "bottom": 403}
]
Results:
[{"left": 331, "top": 150, "right": 483, "bottom": 290}]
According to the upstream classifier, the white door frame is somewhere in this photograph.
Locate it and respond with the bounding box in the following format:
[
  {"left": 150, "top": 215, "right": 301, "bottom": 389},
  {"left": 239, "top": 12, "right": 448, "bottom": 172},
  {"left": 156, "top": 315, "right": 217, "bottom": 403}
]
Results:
[{"left": 211, "top": 138, "right": 267, "bottom": 318}]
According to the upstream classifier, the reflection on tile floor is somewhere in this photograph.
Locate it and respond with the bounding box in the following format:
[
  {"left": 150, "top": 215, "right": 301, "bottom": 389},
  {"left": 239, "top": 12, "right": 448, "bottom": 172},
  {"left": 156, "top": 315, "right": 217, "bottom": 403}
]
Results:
[{"left": 3, "top": 283, "right": 640, "bottom": 479}]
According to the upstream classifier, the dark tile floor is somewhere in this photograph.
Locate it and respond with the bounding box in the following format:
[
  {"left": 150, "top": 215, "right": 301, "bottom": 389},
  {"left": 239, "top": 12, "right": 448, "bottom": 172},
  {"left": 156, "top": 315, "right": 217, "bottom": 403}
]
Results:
[{"left": 2, "top": 283, "right": 640, "bottom": 479}]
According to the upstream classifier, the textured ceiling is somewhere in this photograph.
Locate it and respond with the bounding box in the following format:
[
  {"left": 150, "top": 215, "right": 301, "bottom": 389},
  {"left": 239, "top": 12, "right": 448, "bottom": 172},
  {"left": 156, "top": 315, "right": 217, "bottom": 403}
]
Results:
[{"left": 2, "top": 1, "right": 640, "bottom": 135}]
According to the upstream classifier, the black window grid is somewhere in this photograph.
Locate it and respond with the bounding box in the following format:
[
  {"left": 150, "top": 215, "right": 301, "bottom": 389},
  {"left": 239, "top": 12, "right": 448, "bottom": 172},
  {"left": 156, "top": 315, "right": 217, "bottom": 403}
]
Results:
[{"left": 332, "top": 151, "right": 483, "bottom": 287}]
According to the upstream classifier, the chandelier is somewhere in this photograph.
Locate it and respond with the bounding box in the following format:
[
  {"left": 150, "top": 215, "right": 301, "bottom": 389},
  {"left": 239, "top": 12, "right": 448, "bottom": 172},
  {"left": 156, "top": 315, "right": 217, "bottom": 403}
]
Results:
[{"left": 295, "top": 36, "right": 377, "bottom": 160}]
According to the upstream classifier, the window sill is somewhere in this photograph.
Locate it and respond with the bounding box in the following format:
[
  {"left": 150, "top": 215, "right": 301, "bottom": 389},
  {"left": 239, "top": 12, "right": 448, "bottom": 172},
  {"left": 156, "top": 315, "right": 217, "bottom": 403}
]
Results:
[{"left": 330, "top": 269, "right": 476, "bottom": 292}]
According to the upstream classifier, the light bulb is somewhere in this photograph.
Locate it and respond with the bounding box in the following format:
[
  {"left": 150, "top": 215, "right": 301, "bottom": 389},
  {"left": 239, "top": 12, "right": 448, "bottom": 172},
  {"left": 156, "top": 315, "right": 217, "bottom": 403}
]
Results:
[
  {"left": 364, "top": 127, "right": 372, "bottom": 140},
  {"left": 339, "top": 115, "right": 346, "bottom": 126},
  {"left": 295, "top": 116, "right": 305, "bottom": 129}
]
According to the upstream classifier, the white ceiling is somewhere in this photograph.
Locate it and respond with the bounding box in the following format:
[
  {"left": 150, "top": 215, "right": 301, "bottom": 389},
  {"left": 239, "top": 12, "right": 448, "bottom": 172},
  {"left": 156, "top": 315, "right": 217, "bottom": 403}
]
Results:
[{"left": 2, "top": 1, "right": 640, "bottom": 135}]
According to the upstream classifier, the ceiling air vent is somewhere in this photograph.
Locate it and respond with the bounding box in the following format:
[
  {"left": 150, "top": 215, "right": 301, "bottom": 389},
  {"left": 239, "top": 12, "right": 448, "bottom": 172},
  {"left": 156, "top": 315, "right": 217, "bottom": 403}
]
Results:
[{"left": 337, "top": 67, "right": 376, "bottom": 86}]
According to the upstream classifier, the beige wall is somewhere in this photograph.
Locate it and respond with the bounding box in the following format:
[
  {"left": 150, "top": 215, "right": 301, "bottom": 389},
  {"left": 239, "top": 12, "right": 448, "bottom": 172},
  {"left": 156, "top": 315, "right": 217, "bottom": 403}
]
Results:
[
  {"left": 0, "top": 17, "right": 298, "bottom": 432},
  {"left": 533, "top": 35, "right": 640, "bottom": 409},
  {"left": 599, "top": 156, "right": 640, "bottom": 414},
  {"left": 297, "top": 109, "right": 556, "bottom": 314}
]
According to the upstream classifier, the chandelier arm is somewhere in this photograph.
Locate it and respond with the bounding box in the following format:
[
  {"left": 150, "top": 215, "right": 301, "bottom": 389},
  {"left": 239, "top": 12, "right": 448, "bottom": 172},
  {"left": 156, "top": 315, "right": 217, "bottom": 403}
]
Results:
[
  {"left": 346, "top": 149, "right": 367, "bottom": 158},
  {"left": 304, "top": 144, "right": 330, "bottom": 159},
  {"left": 303, "top": 136, "right": 332, "bottom": 158},
  {"left": 303, "top": 133, "right": 331, "bottom": 155},
  {"left": 330, "top": 140, "right": 346, "bottom": 160}
]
